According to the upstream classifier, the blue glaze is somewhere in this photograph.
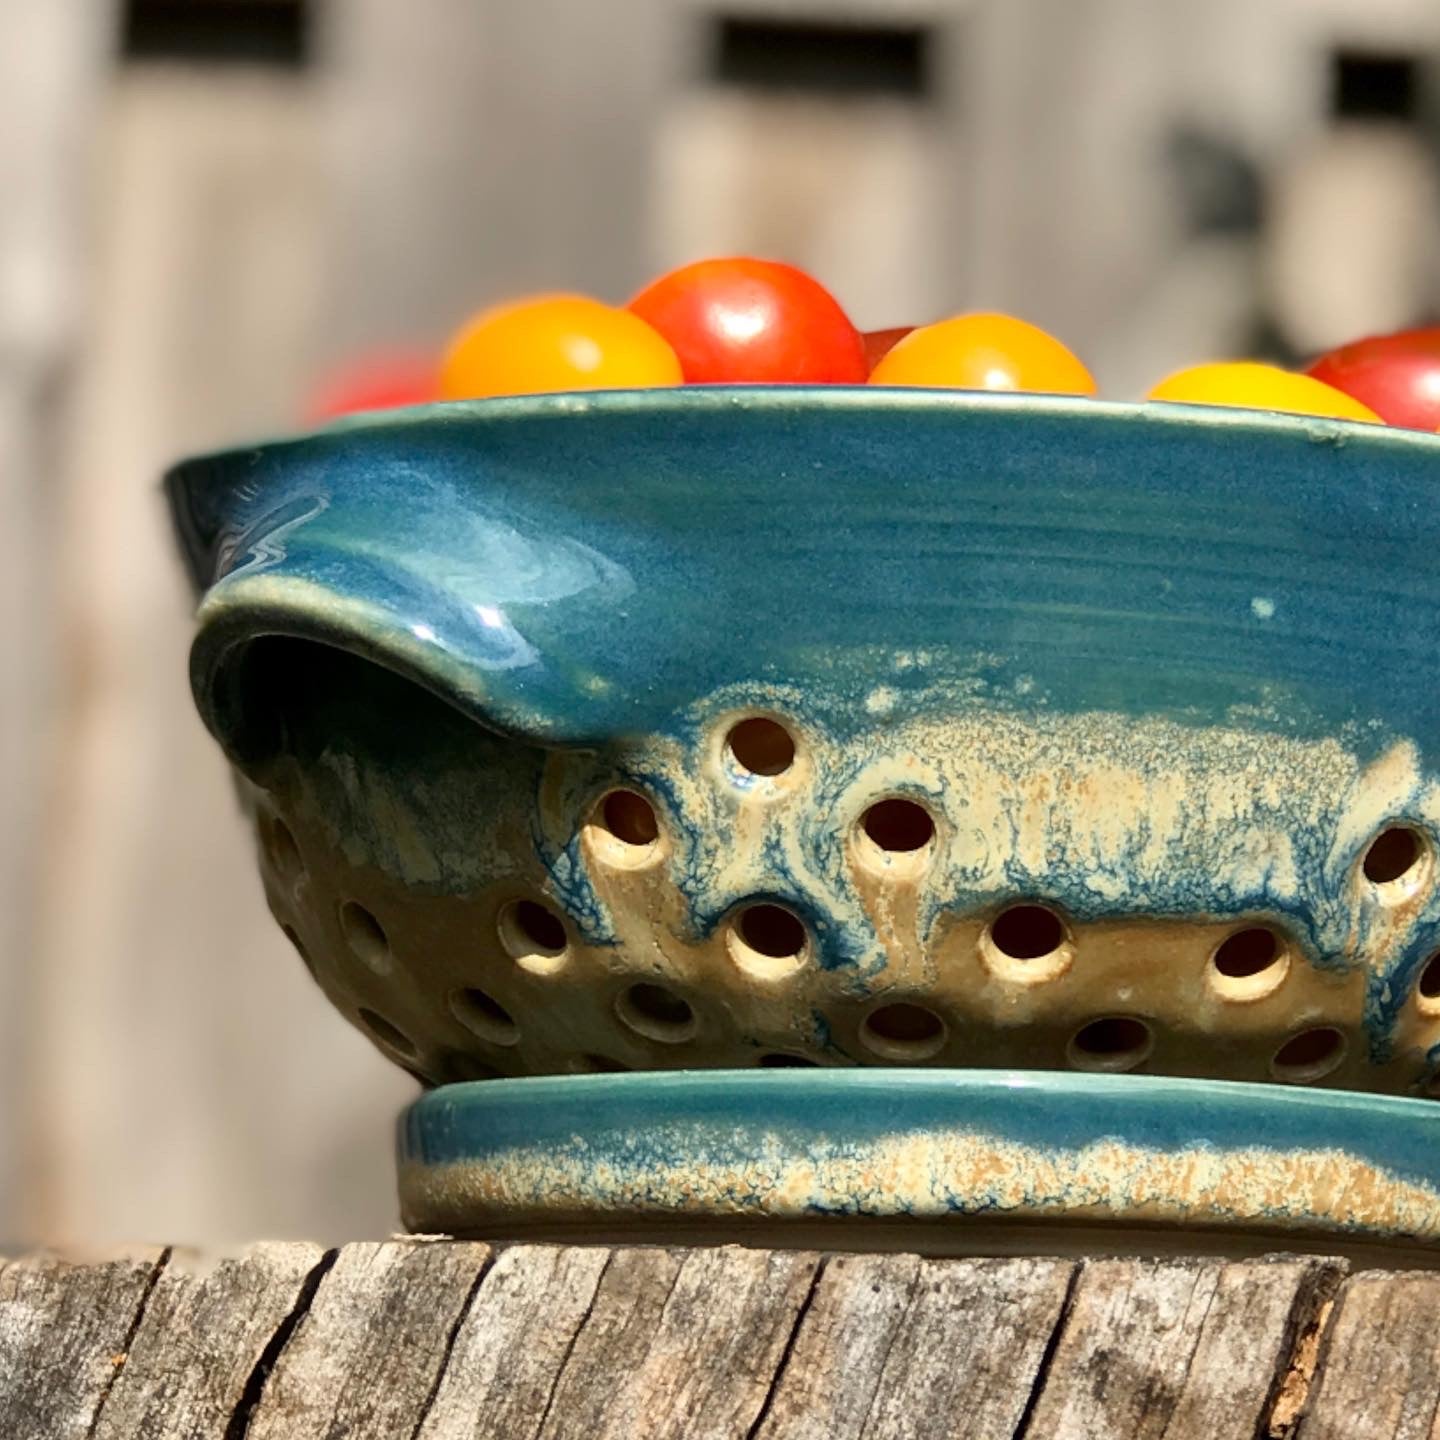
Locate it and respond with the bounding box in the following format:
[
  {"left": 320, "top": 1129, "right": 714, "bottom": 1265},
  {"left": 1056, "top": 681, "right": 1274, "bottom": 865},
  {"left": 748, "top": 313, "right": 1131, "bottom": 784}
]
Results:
[
  {"left": 167, "top": 390, "right": 1440, "bottom": 1096},
  {"left": 398, "top": 1069, "right": 1440, "bottom": 1241},
  {"left": 169, "top": 389, "right": 1440, "bottom": 756},
  {"left": 401, "top": 1069, "right": 1440, "bottom": 1191}
]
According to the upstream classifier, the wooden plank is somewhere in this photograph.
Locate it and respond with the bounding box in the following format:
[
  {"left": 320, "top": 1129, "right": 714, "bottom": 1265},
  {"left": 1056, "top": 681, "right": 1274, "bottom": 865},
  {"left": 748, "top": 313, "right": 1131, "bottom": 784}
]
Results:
[
  {"left": 9, "top": 1242, "right": 1440, "bottom": 1440},
  {"left": 1294, "top": 1271, "right": 1440, "bottom": 1440},
  {"left": 627, "top": 1246, "right": 821, "bottom": 1439},
  {"left": 417, "top": 1245, "right": 612, "bottom": 1440},
  {"left": 1170, "top": 1256, "right": 1343, "bottom": 1439},
  {"left": 244, "top": 1239, "right": 491, "bottom": 1439},
  {"left": 537, "top": 1245, "right": 821, "bottom": 1440},
  {"left": 517, "top": 1249, "right": 687, "bottom": 1438},
  {"left": 1022, "top": 1256, "right": 1225, "bottom": 1440},
  {"left": 0, "top": 1246, "right": 167, "bottom": 1440},
  {"left": 479, "top": 1245, "right": 817, "bottom": 1440},
  {"left": 754, "top": 1253, "right": 922, "bottom": 1440},
  {"left": 1020, "top": 1256, "right": 1347, "bottom": 1440},
  {"left": 860, "top": 1257, "right": 1077, "bottom": 1440},
  {"left": 90, "top": 1242, "right": 330, "bottom": 1439},
  {"left": 524, "top": 1238, "right": 817, "bottom": 1440}
]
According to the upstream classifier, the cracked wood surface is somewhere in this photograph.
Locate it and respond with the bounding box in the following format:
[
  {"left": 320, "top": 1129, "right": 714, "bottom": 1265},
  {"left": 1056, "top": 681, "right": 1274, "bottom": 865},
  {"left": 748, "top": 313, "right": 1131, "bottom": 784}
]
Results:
[{"left": 0, "top": 1242, "right": 1434, "bottom": 1438}]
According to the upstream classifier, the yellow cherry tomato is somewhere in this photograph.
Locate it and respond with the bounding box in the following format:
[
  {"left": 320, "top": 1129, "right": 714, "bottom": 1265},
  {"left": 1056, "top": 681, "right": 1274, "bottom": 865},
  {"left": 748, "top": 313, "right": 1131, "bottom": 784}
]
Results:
[
  {"left": 1147, "top": 362, "right": 1381, "bottom": 423},
  {"left": 868, "top": 312, "right": 1097, "bottom": 395},
  {"left": 440, "top": 294, "right": 683, "bottom": 399}
]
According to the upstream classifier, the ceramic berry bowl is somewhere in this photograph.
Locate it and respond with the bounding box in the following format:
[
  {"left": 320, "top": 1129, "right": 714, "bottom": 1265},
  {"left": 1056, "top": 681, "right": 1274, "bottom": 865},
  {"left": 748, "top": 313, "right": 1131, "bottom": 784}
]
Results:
[{"left": 168, "top": 387, "right": 1440, "bottom": 1257}]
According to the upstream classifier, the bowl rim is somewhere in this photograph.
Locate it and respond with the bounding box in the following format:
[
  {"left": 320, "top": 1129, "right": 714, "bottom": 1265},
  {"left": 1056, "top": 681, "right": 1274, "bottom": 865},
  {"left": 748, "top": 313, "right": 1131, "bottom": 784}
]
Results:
[
  {"left": 168, "top": 383, "right": 1440, "bottom": 757},
  {"left": 165, "top": 384, "right": 1440, "bottom": 479}
]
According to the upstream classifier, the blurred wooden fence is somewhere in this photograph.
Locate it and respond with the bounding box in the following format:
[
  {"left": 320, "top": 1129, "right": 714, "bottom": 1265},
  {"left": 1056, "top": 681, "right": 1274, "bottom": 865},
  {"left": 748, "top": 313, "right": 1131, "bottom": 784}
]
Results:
[
  {"left": 0, "top": 0, "right": 116, "bottom": 1242},
  {"left": 4, "top": 0, "right": 1440, "bottom": 1249}
]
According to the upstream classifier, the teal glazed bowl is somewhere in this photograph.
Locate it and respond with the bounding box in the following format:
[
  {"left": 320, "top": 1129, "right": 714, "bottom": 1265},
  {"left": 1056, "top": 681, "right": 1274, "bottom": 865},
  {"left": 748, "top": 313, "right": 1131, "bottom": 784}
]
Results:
[{"left": 168, "top": 388, "right": 1440, "bottom": 1250}]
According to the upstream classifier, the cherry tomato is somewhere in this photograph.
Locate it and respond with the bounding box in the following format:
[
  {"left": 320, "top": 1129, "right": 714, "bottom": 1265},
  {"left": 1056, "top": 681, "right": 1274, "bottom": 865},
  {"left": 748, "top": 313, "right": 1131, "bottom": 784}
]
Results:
[
  {"left": 867, "top": 313, "right": 1097, "bottom": 395},
  {"left": 440, "top": 294, "right": 682, "bottom": 399},
  {"left": 862, "top": 326, "right": 916, "bottom": 374},
  {"left": 1147, "top": 362, "right": 1381, "bottom": 423},
  {"left": 628, "top": 258, "right": 867, "bottom": 383},
  {"left": 1306, "top": 327, "right": 1440, "bottom": 430},
  {"left": 304, "top": 352, "right": 438, "bottom": 422}
]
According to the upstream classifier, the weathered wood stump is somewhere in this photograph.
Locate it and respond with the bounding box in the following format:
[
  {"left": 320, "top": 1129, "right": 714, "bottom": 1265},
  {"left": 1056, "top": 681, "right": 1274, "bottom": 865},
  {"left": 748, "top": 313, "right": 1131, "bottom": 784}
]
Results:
[{"left": 0, "top": 1241, "right": 1433, "bottom": 1438}]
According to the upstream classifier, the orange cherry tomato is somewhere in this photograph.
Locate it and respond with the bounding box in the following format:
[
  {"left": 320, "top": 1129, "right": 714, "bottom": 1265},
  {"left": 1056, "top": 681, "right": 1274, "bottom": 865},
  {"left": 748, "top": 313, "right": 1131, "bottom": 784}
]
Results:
[
  {"left": 1147, "top": 362, "right": 1382, "bottom": 423},
  {"left": 867, "top": 313, "right": 1097, "bottom": 395},
  {"left": 304, "top": 352, "right": 439, "bottom": 422},
  {"left": 440, "top": 294, "right": 682, "bottom": 400},
  {"left": 628, "top": 258, "right": 867, "bottom": 383},
  {"left": 862, "top": 326, "right": 916, "bottom": 374}
]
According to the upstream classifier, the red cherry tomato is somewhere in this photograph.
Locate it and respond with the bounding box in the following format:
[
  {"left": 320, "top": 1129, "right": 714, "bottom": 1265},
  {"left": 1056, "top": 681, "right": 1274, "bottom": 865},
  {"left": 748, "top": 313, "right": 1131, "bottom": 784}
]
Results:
[
  {"left": 862, "top": 326, "right": 916, "bottom": 374},
  {"left": 304, "top": 352, "right": 438, "bottom": 422},
  {"left": 1306, "top": 327, "right": 1440, "bottom": 430},
  {"left": 628, "top": 257, "right": 867, "bottom": 384}
]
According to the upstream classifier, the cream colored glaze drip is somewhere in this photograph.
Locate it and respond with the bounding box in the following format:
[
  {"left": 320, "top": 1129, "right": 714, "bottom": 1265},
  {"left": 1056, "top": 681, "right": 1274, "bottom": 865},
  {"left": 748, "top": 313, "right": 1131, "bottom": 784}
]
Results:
[
  {"left": 398, "top": 1126, "right": 1440, "bottom": 1241},
  {"left": 248, "top": 691, "right": 1440, "bottom": 1092}
]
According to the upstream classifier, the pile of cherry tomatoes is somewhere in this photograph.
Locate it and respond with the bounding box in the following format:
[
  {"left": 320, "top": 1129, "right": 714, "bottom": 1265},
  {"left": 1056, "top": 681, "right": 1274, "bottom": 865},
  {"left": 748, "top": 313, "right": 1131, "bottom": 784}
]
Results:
[{"left": 307, "top": 256, "right": 1440, "bottom": 432}]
